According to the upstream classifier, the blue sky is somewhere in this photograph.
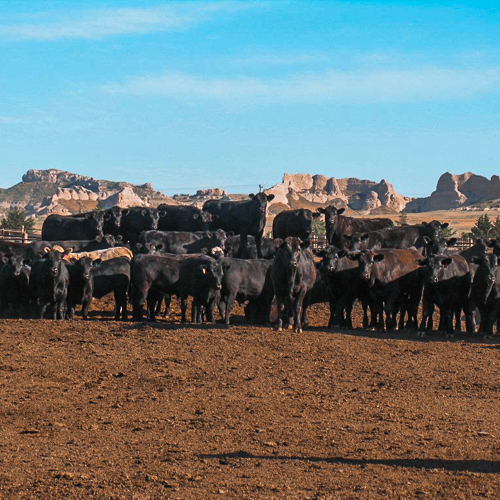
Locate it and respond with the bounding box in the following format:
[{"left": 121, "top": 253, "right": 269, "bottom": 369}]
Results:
[{"left": 1, "top": 1, "right": 499, "bottom": 197}]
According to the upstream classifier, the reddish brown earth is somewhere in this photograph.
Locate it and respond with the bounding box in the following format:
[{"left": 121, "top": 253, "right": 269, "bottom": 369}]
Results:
[{"left": 0, "top": 298, "right": 498, "bottom": 499}]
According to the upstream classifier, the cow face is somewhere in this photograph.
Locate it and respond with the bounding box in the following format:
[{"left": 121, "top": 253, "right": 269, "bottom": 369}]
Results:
[
  {"left": 45, "top": 250, "right": 65, "bottom": 277},
  {"left": 348, "top": 250, "right": 384, "bottom": 281},
  {"left": 249, "top": 192, "right": 275, "bottom": 214},
  {"left": 344, "top": 233, "right": 369, "bottom": 251},
  {"left": 318, "top": 246, "right": 348, "bottom": 276},
  {"left": 417, "top": 255, "right": 453, "bottom": 284},
  {"left": 2, "top": 255, "right": 25, "bottom": 277},
  {"left": 198, "top": 260, "right": 223, "bottom": 290},
  {"left": 472, "top": 254, "right": 498, "bottom": 286},
  {"left": 73, "top": 257, "right": 95, "bottom": 281},
  {"left": 280, "top": 237, "right": 303, "bottom": 271},
  {"left": 87, "top": 211, "right": 105, "bottom": 235}
]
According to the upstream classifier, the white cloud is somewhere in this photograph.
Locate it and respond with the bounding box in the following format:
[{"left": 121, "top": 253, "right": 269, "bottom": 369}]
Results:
[
  {"left": 102, "top": 66, "right": 500, "bottom": 103},
  {"left": 0, "top": 2, "right": 260, "bottom": 41}
]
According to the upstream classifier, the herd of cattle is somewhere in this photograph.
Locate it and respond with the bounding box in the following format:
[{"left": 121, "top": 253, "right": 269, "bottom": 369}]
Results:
[{"left": 0, "top": 194, "right": 499, "bottom": 338}]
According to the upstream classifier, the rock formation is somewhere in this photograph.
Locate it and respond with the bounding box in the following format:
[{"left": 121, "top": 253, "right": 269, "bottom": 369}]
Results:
[
  {"left": 265, "top": 173, "right": 409, "bottom": 213},
  {"left": 405, "top": 172, "right": 500, "bottom": 212}
]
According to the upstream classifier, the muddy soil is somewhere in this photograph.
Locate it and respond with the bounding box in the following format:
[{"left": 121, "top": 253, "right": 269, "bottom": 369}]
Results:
[{"left": 0, "top": 297, "right": 498, "bottom": 499}]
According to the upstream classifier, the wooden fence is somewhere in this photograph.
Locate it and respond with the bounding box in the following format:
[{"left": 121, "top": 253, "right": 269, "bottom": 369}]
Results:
[
  {"left": 309, "top": 234, "right": 477, "bottom": 252},
  {"left": 0, "top": 227, "right": 41, "bottom": 243}
]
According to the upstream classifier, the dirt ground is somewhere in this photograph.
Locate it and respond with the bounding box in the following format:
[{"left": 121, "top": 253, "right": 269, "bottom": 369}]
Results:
[{"left": 0, "top": 297, "right": 498, "bottom": 499}]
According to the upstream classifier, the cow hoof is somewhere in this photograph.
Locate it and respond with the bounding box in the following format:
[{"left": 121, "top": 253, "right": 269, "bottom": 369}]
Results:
[
  {"left": 294, "top": 328, "right": 302, "bottom": 333},
  {"left": 275, "top": 326, "right": 282, "bottom": 332}
]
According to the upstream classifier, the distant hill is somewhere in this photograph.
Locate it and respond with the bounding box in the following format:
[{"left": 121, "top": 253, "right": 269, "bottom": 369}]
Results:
[{"left": 1, "top": 168, "right": 500, "bottom": 218}]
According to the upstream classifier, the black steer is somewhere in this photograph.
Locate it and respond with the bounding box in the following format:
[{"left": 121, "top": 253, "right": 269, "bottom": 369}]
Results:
[
  {"left": 203, "top": 192, "right": 275, "bottom": 258},
  {"left": 157, "top": 204, "right": 214, "bottom": 232},
  {"left": 271, "top": 237, "right": 316, "bottom": 333},
  {"left": 42, "top": 212, "right": 105, "bottom": 241},
  {"left": 272, "top": 208, "right": 321, "bottom": 241}
]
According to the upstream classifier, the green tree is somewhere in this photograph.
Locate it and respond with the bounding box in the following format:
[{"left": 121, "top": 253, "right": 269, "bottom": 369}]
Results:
[
  {"left": 464, "top": 214, "right": 494, "bottom": 238},
  {"left": 312, "top": 217, "right": 326, "bottom": 235},
  {"left": 1, "top": 209, "right": 35, "bottom": 231},
  {"left": 397, "top": 210, "right": 408, "bottom": 225},
  {"left": 492, "top": 215, "right": 500, "bottom": 238},
  {"left": 441, "top": 225, "right": 457, "bottom": 238}
]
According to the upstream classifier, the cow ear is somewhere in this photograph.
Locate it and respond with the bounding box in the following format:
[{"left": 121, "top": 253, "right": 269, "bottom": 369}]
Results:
[
  {"left": 210, "top": 214, "right": 218, "bottom": 221},
  {"left": 23, "top": 259, "right": 31, "bottom": 266},
  {"left": 374, "top": 254, "right": 385, "bottom": 262},
  {"left": 155, "top": 243, "right": 163, "bottom": 251},
  {"left": 487, "top": 239, "right": 495, "bottom": 248},
  {"left": 135, "top": 243, "right": 143, "bottom": 251},
  {"left": 266, "top": 194, "right": 275, "bottom": 202},
  {"left": 44, "top": 246, "right": 51, "bottom": 254},
  {"left": 442, "top": 257, "right": 453, "bottom": 268},
  {"left": 84, "top": 213, "right": 92, "bottom": 219},
  {"left": 317, "top": 207, "right": 326, "bottom": 214},
  {"left": 447, "top": 238, "right": 457, "bottom": 247},
  {"left": 312, "top": 212, "right": 321, "bottom": 218},
  {"left": 441, "top": 223, "right": 449, "bottom": 229},
  {"left": 337, "top": 208, "right": 345, "bottom": 215},
  {"left": 1, "top": 256, "right": 8, "bottom": 264},
  {"left": 416, "top": 258, "right": 428, "bottom": 266},
  {"left": 193, "top": 213, "right": 199, "bottom": 219},
  {"left": 300, "top": 239, "right": 310, "bottom": 249},
  {"left": 200, "top": 264, "right": 208, "bottom": 274},
  {"left": 115, "top": 235, "right": 123, "bottom": 243},
  {"left": 248, "top": 193, "right": 255, "bottom": 199},
  {"left": 121, "top": 209, "right": 130, "bottom": 216},
  {"left": 92, "top": 259, "right": 102, "bottom": 266},
  {"left": 361, "top": 234, "right": 370, "bottom": 242},
  {"left": 423, "top": 236, "right": 431, "bottom": 244},
  {"left": 338, "top": 249, "right": 348, "bottom": 258},
  {"left": 158, "top": 210, "right": 166, "bottom": 218},
  {"left": 141, "top": 209, "right": 147, "bottom": 216},
  {"left": 347, "top": 252, "right": 360, "bottom": 261},
  {"left": 95, "top": 235, "right": 103, "bottom": 242},
  {"left": 68, "top": 258, "right": 78, "bottom": 264},
  {"left": 103, "top": 213, "right": 111, "bottom": 221}
]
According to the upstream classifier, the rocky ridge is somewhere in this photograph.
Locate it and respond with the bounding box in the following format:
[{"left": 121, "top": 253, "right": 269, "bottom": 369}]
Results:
[{"left": 1, "top": 169, "right": 500, "bottom": 217}]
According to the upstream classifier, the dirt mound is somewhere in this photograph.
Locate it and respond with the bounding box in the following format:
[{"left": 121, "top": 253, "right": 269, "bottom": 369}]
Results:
[{"left": 0, "top": 300, "right": 498, "bottom": 498}]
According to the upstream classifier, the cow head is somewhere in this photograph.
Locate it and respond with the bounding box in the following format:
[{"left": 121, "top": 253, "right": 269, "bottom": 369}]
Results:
[
  {"left": 348, "top": 250, "right": 384, "bottom": 282},
  {"left": 318, "top": 246, "right": 348, "bottom": 276},
  {"left": 198, "top": 258, "right": 223, "bottom": 291},
  {"left": 249, "top": 192, "right": 275, "bottom": 213},
  {"left": 343, "top": 233, "right": 369, "bottom": 251},
  {"left": 68, "top": 256, "right": 96, "bottom": 281},
  {"left": 422, "top": 236, "right": 457, "bottom": 257},
  {"left": 317, "top": 206, "right": 346, "bottom": 244},
  {"left": 416, "top": 255, "right": 453, "bottom": 284},
  {"left": 1, "top": 254, "right": 26, "bottom": 277}
]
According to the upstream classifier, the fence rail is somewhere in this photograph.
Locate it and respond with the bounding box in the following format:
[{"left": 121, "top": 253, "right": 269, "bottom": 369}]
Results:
[
  {"left": 0, "top": 227, "right": 41, "bottom": 243},
  {"left": 309, "top": 234, "right": 477, "bottom": 252}
]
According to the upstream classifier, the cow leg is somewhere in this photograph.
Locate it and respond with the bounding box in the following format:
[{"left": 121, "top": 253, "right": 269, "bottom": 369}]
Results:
[
  {"left": 275, "top": 296, "right": 285, "bottom": 331},
  {"left": 181, "top": 295, "right": 188, "bottom": 323},
  {"left": 418, "top": 297, "right": 433, "bottom": 337},
  {"left": 224, "top": 292, "right": 236, "bottom": 326},
  {"left": 131, "top": 282, "right": 149, "bottom": 321},
  {"left": 67, "top": 303, "right": 75, "bottom": 320},
  {"left": 293, "top": 289, "right": 308, "bottom": 333},
  {"left": 146, "top": 292, "right": 157, "bottom": 322}
]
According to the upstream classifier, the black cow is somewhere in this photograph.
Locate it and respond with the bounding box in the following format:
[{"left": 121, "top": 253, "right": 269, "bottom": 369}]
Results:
[
  {"left": 0, "top": 254, "right": 30, "bottom": 317},
  {"left": 75, "top": 206, "right": 122, "bottom": 236},
  {"left": 138, "top": 229, "right": 226, "bottom": 255},
  {"left": 346, "top": 221, "right": 449, "bottom": 253},
  {"left": 29, "top": 234, "right": 115, "bottom": 260},
  {"left": 42, "top": 212, "right": 105, "bottom": 241},
  {"left": 65, "top": 257, "right": 98, "bottom": 320},
  {"left": 218, "top": 258, "right": 274, "bottom": 325},
  {"left": 272, "top": 209, "right": 321, "bottom": 241},
  {"left": 178, "top": 255, "right": 223, "bottom": 324},
  {"left": 203, "top": 192, "right": 275, "bottom": 258},
  {"left": 224, "top": 235, "right": 279, "bottom": 259},
  {"left": 317, "top": 206, "right": 393, "bottom": 248},
  {"left": 417, "top": 254, "right": 472, "bottom": 337},
  {"left": 318, "top": 246, "right": 370, "bottom": 329},
  {"left": 459, "top": 238, "right": 492, "bottom": 263},
  {"left": 348, "top": 248, "right": 424, "bottom": 331},
  {"left": 157, "top": 204, "right": 214, "bottom": 232},
  {"left": 271, "top": 237, "right": 316, "bottom": 333},
  {"left": 130, "top": 253, "right": 184, "bottom": 321},
  {"left": 469, "top": 254, "right": 500, "bottom": 337},
  {"left": 0, "top": 240, "right": 32, "bottom": 263},
  {"left": 91, "top": 257, "right": 131, "bottom": 321},
  {"left": 29, "top": 248, "right": 70, "bottom": 319},
  {"left": 119, "top": 207, "right": 166, "bottom": 247}
]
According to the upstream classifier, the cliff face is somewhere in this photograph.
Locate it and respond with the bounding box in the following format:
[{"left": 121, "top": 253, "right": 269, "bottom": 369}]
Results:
[
  {"left": 0, "top": 169, "right": 175, "bottom": 216},
  {"left": 405, "top": 172, "right": 500, "bottom": 212},
  {"left": 265, "top": 173, "right": 410, "bottom": 213}
]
